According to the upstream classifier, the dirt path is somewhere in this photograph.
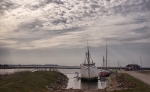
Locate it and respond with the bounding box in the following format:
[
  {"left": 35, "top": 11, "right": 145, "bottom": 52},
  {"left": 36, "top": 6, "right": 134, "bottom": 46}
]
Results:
[{"left": 121, "top": 70, "right": 150, "bottom": 85}]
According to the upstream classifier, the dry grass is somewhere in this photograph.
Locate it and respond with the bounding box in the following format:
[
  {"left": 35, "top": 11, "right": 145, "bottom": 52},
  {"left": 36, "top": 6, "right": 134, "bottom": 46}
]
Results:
[
  {"left": 0, "top": 71, "right": 60, "bottom": 92},
  {"left": 113, "top": 73, "right": 150, "bottom": 92}
]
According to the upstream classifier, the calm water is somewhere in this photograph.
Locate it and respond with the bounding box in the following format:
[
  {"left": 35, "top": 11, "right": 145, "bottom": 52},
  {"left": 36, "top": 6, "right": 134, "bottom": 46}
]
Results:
[
  {"left": 58, "top": 69, "right": 107, "bottom": 89},
  {"left": 0, "top": 69, "right": 107, "bottom": 90}
]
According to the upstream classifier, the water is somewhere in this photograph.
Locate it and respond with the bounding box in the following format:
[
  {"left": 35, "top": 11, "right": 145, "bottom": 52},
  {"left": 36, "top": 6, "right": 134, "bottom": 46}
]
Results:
[
  {"left": 0, "top": 69, "right": 33, "bottom": 75},
  {"left": 0, "top": 69, "right": 107, "bottom": 90},
  {"left": 58, "top": 69, "right": 107, "bottom": 89}
]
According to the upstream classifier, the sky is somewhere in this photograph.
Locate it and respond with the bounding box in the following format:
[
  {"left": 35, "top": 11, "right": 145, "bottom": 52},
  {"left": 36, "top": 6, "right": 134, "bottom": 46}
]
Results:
[{"left": 0, "top": 0, "right": 150, "bottom": 67}]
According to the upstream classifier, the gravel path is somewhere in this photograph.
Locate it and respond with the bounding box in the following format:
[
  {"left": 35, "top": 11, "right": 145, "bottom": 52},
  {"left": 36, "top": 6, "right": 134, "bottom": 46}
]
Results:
[{"left": 121, "top": 70, "right": 150, "bottom": 85}]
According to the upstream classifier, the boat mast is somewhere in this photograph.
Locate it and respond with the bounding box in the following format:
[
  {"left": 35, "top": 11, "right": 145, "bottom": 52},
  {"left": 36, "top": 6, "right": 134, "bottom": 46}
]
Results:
[
  {"left": 87, "top": 45, "right": 90, "bottom": 64},
  {"left": 87, "top": 41, "right": 90, "bottom": 80},
  {"left": 140, "top": 57, "right": 142, "bottom": 69},
  {"left": 106, "top": 44, "right": 107, "bottom": 69},
  {"left": 103, "top": 56, "right": 105, "bottom": 69}
]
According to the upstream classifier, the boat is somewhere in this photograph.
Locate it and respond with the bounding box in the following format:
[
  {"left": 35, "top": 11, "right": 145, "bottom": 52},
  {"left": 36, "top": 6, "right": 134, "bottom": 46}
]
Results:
[
  {"left": 80, "top": 45, "right": 99, "bottom": 82},
  {"left": 99, "top": 56, "right": 110, "bottom": 77},
  {"left": 99, "top": 44, "right": 110, "bottom": 78},
  {"left": 99, "top": 69, "right": 110, "bottom": 77}
]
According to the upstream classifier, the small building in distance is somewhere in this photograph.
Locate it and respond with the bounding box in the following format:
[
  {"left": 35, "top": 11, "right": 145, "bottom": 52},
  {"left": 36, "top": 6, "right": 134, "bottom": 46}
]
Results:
[{"left": 125, "top": 64, "right": 140, "bottom": 71}]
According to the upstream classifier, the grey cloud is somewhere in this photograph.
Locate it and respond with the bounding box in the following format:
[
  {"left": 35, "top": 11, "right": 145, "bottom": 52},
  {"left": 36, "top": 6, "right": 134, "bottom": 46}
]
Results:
[
  {"left": 134, "top": 17, "right": 149, "bottom": 24},
  {"left": 28, "top": 0, "right": 150, "bottom": 30},
  {"left": 132, "top": 26, "right": 150, "bottom": 34},
  {"left": 114, "top": 16, "right": 148, "bottom": 26},
  {"left": 90, "top": 4, "right": 99, "bottom": 9},
  {"left": 29, "top": 5, "right": 39, "bottom": 10},
  {"left": 39, "top": 0, "right": 64, "bottom": 8},
  {"left": 111, "top": 0, "right": 150, "bottom": 15},
  {"left": 12, "top": 27, "right": 81, "bottom": 44},
  {"left": 120, "top": 33, "right": 150, "bottom": 42},
  {"left": 41, "top": 27, "right": 83, "bottom": 39},
  {"left": 6, "top": 37, "right": 43, "bottom": 43},
  {"left": 52, "top": 18, "right": 67, "bottom": 24},
  {"left": 15, "top": 19, "right": 44, "bottom": 32},
  {"left": 26, "top": 0, "right": 64, "bottom": 10},
  {"left": 103, "top": 33, "right": 150, "bottom": 42},
  {"left": 0, "top": 0, "right": 19, "bottom": 15},
  {"left": 12, "top": 18, "right": 84, "bottom": 44},
  {"left": 43, "top": 0, "right": 64, "bottom": 4}
]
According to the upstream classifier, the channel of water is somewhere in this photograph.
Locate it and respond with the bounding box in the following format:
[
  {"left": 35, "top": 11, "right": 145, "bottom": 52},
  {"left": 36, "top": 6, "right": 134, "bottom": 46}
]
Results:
[{"left": 0, "top": 69, "right": 107, "bottom": 90}]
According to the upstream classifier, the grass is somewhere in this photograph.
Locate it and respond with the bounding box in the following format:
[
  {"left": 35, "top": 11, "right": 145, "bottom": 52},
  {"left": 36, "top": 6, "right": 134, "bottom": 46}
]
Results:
[
  {"left": 0, "top": 71, "right": 60, "bottom": 92},
  {"left": 138, "top": 71, "right": 150, "bottom": 74},
  {"left": 113, "top": 73, "right": 150, "bottom": 92}
]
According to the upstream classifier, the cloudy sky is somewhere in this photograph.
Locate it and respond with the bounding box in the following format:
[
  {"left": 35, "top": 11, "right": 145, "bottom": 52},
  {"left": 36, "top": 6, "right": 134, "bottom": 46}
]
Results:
[{"left": 0, "top": 0, "right": 150, "bottom": 67}]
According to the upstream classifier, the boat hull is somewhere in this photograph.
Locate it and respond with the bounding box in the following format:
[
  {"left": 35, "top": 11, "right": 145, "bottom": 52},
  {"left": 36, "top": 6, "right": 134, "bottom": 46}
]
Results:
[
  {"left": 98, "top": 70, "right": 110, "bottom": 77},
  {"left": 80, "top": 65, "right": 99, "bottom": 82}
]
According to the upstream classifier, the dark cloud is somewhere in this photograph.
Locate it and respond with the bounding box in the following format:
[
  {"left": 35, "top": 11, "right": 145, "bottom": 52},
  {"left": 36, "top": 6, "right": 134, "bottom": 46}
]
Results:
[
  {"left": 15, "top": 18, "right": 81, "bottom": 33},
  {"left": 29, "top": 5, "right": 39, "bottom": 10},
  {"left": 11, "top": 18, "right": 84, "bottom": 44},
  {"left": 26, "top": 0, "right": 64, "bottom": 10},
  {"left": 101, "top": 0, "right": 150, "bottom": 17},
  {"left": 90, "top": 4, "right": 99, "bottom": 9},
  {"left": 15, "top": 19, "right": 44, "bottom": 32},
  {"left": 39, "top": 0, "right": 63, "bottom": 9},
  {"left": 43, "top": 0, "right": 64, "bottom": 4},
  {"left": 52, "top": 18, "right": 67, "bottom": 24},
  {"left": 0, "top": 0, "right": 19, "bottom": 15},
  {"left": 132, "top": 26, "right": 150, "bottom": 34},
  {"left": 134, "top": 17, "right": 149, "bottom": 23}
]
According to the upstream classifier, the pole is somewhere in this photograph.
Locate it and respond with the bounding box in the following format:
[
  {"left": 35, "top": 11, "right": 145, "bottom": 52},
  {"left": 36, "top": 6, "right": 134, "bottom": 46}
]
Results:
[
  {"left": 103, "top": 56, "right": 105, "bottom": 69},
  {"left": 87, "top": 41, "right": 90, "bottom": 80},
  {"left": 140, "top": 57, "right": 142, "bottom": 70},
  {"left": 106, "top": 44, "right": 107, "bottom": 69}
]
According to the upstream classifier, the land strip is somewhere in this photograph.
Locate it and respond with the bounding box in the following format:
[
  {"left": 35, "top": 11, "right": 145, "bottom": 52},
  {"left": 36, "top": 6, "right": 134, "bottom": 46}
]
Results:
[
  {"left": 121, "top": 70, "right": 150, "bottom": 85},
  {"left": 0, "top": 71, "right": 60, "bottom": 92}
]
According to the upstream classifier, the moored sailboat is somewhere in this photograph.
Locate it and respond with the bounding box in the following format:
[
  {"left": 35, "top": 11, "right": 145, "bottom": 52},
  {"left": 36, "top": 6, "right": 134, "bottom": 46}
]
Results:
[{"left": 80, "top": 45, "right": 99, "bottom": 82}]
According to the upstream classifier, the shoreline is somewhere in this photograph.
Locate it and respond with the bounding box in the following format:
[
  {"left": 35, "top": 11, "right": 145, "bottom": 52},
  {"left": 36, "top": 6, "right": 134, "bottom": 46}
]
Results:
[{"left": 1, "top": 70, "right": 150, "bottom": 92}]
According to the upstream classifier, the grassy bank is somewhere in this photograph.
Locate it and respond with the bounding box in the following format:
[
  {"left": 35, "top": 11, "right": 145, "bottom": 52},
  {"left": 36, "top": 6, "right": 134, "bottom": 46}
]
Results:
[
  {"left": 114, "top": 73, "right": 150, "bottom": 92},
  {"left": 0, "top": 71, "right": 60, "bottom": 92}
]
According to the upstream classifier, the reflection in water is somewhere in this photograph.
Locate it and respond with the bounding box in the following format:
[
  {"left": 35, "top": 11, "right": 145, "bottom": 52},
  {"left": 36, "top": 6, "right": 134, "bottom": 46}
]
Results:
[
  {"left": 80, "top": 81, "right": 98, "bottom": 90},
  {"left": 99, "top": 81, "right": 107, "bottom": 89}
]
